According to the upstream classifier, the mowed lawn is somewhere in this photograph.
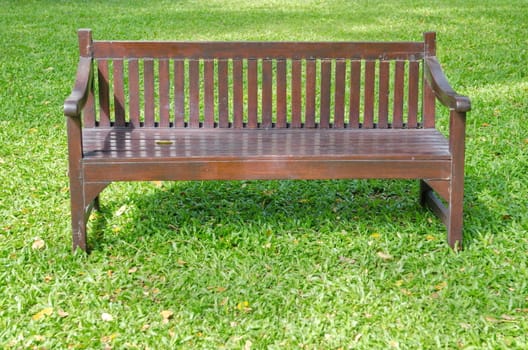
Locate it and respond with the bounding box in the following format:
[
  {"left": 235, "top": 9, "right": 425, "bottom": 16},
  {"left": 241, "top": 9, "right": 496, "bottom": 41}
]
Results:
[{"left": 0, "top": 0, "right": 527, "bottom": 348}]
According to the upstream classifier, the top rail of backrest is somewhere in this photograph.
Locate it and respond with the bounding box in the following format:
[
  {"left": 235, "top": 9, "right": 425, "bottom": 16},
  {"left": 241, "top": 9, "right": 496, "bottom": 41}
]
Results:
[{"left": 91, "top": 40, "right": 426, "bottom": 60}]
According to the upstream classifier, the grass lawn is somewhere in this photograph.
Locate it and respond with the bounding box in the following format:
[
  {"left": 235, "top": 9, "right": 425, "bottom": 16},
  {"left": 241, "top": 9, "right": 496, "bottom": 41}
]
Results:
[{"left": 1, "top": 0, "right": 527, "bottom": 348}]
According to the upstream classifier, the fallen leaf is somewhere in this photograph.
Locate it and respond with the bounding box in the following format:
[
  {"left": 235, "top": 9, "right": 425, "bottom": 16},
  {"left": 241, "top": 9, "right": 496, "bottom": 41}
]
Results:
[
  {"left": 155, "top": 140, "right": 173, "bottom": 145},
  {"left": 501, "top": 314, "right": 515, "bottom": 321},
  {"left": 115, "top": 205, "right": 128, "bottom": 217},
  {"left": 152, "top": 181, "right": 163, "bottom": 187},
  {"left": 339, "top": 256, "right": 356, "bottom": 265},
  {"left": 481, "top": 122, "right": 490, "bottom": 127},
  {"left": 236, "top": 301, "right": 252, "bottom": 312},
  {"left": 32, "top": 238, "right": 46, "bottom": 250},
  {"left": 101, "top": 313, "right": 113, "bottom": 322},
  {"left": 44, "top": 275, "right": 53, "bottom": 283},
  {"left": 33, "top": 335, "right": 45, "bottom": 342},
  {"left": 370, "top": 232, "right": 381, "bottom": 239},
  {"left": 425, "top": 235, "right": 436, "bottom": 241},
  {"left": 377, "top": 252, "right": 393, "bottom": 260},
  {"left": 141, "top": 324, "right": 150, "bottom": 331},
  {"left": 32, "top": 307, "right": 53, "bottom": 321},
  {"left": 160, "top": 310, "right": 174, "bottom": 323},
  {"left": 57, "top": 310, "right": 69, "bottom": 318},
  {"left": 101, "top": 333, "right": 118, "bottom": 343},
  {"left": 400, "top": 288, "right": 412, "bottom": 296},
  {"left": 244, "top": 340, "right": 252, "bottom": 350},
  {"left": 128, "top": 267, "right": 138, "bottom": 274},
  {"left": 434, "top": 281, "right": 448, "bottom": 291}
]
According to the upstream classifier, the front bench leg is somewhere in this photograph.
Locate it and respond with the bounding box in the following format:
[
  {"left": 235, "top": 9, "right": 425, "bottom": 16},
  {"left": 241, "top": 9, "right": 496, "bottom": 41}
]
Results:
[
  {"left": 447, "top": 109, "right": 466, "bottom": 250},
  {"left": 69, "top": 178, "right": 88, "bottom": 252}
]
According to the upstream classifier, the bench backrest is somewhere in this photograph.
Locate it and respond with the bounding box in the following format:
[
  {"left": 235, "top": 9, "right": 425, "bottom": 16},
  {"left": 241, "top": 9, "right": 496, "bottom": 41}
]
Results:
[{"left": 78, "top": 30, "right": 437, "bottom": 130}]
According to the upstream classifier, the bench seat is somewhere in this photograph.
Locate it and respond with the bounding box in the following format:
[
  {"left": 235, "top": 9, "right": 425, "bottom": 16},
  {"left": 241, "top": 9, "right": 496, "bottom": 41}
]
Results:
[
  {"left": 84, "top": 128, "right": 450, "bottom": 161},
  {"left": 82, "top": 128, "right": 451, "bottom": 181}
]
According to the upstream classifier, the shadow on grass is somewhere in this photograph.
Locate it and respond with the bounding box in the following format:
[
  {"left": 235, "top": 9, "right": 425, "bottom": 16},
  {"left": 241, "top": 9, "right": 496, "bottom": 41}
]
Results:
[{"left": 86, "top": 179, "right": 479, "bottom": 251}]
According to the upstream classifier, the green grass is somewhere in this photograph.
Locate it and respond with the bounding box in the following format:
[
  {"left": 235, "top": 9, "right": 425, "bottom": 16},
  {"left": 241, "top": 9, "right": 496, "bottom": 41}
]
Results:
[{"left": 1, "top": 0, "right": 527, "bottom": 348}]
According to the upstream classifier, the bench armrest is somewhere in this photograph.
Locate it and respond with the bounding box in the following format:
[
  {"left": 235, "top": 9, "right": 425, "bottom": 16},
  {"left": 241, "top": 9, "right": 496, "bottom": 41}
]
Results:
[
  {"left": 425, "top": 57, "right": 471, "bottom": 113},
  {"left": 64, "top": 57, "right": 93, "bottom": 117}
]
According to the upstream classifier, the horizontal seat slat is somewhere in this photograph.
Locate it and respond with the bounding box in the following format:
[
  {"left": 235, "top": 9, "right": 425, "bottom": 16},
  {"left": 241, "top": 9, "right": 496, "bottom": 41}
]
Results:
[{"left": 82, "top": 129, "right": 450, "bottom": 162}]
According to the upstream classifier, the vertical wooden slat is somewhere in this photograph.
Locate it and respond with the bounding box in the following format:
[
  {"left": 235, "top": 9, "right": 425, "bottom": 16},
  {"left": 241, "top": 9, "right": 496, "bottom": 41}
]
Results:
[
  {"left": 319, "top": 59, "right": 331, "bottom": 128},
  {"left": 407, "top": 60, "right": 420, "bottom": 128},
  {"left": 261, "top": 59, "right": 273, "bottom": 128},
  {"left": 305, "top": 59, "right": 316, "bottom": 128},
  {"left": 84, "top": 87, "right": 96, "bottom": 128},
  {"left": 393, "top": 60, "right": 405, "bottom": 128},
  {"left": 291, "top": 59, "right": 302, "bottom": 128},
  {"left": 174, "top": 59, "right": 185, "bottom": 128},
  {"left": 143, "top": 59, "right": 155, "bottom": 127},
  {"left": 128, "top": 59, "right": 140, "bottom": 127},
  {"left": 159, "top": 59, "right": 170, "bottom": 127},
  {"left": 97, "top": 60, "right": 110, "bottom": 127},
  {"left": 276, "top": 59, "right": 287, "bottom": 128},
  {"left": 423, "top": 77, "right": 436, "bottom": 128},
  {"left": 423, "top": 31, "right": 437, "bottom": 128},
  {"left": 363, "top": 60, "right": 375, "bottom": 128},
  {"left": 218, "top": 59, "right": 229, "bottom": 128},
  {"left": 233, "top": 59, "right": 244, "bottom": 128},
  {"left": 247, "top": 59, "right": 258, "bottom": 128},
  {"left": 349, "top": 60, "right": 361, "bottom": 128},
  {"left": 189, "top": 59, "right": 200, "bottom": 128},
  {"left": 113, "top": 60, "right": 125, "bottom": 126},
  {"left": 378, "top": 60, "right": 390, "bottom": 128},
  {"left": 333, "top": 59, "right": 346, "bottom": 129},
  {"left": 203, "top": 59, "right": 215, "bottom": 128}
]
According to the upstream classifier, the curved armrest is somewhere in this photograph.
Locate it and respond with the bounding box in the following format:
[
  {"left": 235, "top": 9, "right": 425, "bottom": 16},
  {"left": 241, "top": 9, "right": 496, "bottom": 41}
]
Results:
[
  {"left": 64, "top": 57, "right": 93, "bottom": 117},
  {"left": 425, "top": 57, "right": 471, "bottom": 112}
]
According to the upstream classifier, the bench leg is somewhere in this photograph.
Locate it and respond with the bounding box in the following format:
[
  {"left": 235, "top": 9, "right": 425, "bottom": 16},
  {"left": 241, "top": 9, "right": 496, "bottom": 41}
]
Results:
[
  {"left": 447, "top": 174, "right": 464, "bottom": 250},
  {"left": 419, "top": 179, "right": 463, "bottom": 250},
  {"left": 93, "top": 195, "right": 100, "bottom": 211},
  {"left": 69, "top": 183, "right": 88, "bottom": 252},
  {"left": 419, "top": 179, "right": 430, "bottom": 207}
]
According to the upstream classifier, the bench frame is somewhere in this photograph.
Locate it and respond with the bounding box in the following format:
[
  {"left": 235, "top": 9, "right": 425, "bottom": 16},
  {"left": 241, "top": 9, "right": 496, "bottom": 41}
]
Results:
[{"left": 65, "top": 29, "right": 470, "bottom": 251}]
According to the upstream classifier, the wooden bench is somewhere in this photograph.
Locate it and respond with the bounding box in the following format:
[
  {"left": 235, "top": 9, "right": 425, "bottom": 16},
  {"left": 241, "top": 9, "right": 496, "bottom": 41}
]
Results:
[{"left": 64, "top": 29, "right": 470, "bottom": 251}]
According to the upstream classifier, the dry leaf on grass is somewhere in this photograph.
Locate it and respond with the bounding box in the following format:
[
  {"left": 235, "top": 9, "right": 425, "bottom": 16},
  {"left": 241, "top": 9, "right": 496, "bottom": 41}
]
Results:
[
  {"left": 32, "top": 238, "right": 45, "bottom": 250},
  {"left": 161, "top": 310, "right": 174, "bottom": 323},
  {"left": 32, "top": 307, "right": 53, "bottom": 321},
  {"left": 236, "top": 301, "right": 252, "bottom": 313},
  {"left": 101, "top": 312, "right": 114, "bottom": 322},
  {"left": 377, "top": 252, "right": 393, "bottom": 260}
]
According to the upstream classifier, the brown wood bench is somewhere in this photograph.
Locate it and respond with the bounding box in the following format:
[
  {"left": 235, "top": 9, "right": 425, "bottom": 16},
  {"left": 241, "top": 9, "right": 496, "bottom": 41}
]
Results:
[{"left": 64, "top": 29, "right": 470, "bottom": 251}]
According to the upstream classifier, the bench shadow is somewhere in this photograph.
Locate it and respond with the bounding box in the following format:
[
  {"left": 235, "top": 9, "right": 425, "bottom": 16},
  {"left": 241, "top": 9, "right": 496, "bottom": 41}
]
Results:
[{"left": 88, "top": 179, "right": 483, "bottom": 251}]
